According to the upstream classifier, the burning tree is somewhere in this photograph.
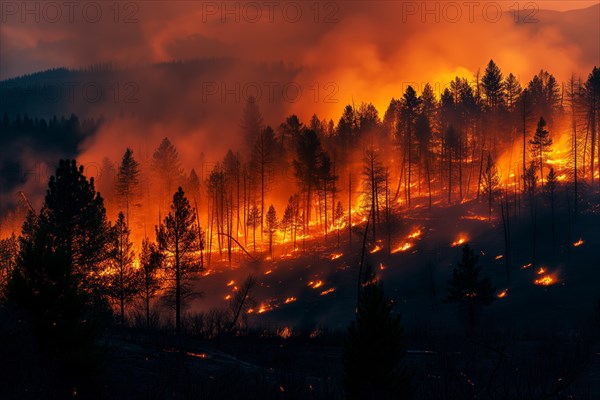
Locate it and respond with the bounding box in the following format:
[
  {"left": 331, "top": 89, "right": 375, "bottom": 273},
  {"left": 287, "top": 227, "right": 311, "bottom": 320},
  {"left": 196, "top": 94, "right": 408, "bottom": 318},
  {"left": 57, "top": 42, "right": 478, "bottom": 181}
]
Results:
[
  {"left": 481, "top": 154, "right": 501, "bottom": 221},
  {"left": 106, "top": 212, "right": 139, "bottom": 325},
  {"left": 156, "top": 187, "right": 203, "bottom": 335},
  {"left": 445, "top": 244, "right": 496, "bottom": 326},
  {"left": 138, "top": 238, "right": 162, "bottom": 329},
  {"left": 265, "top": 205, "right": 278, "bottom": 259},
  {"left": 152, "top": 137, "right": 184, "bottom": 211},
  {"left": 0, "top": 234, "right": 17, "bottom": 290},
  {"left": 529, "top": 117, "right": 553, "bottom": 186},
  {"left": 247, "top": 204, "right": 261, "bottom": 254},
  {"left": 363, "top": 147, "right": 386, "bottom": 242},
  {"left": 115, "top": 148, "right": 140, "bottom": 226},
  {"left": 343, "top": 275, "right": 411, "bottom": 399}
]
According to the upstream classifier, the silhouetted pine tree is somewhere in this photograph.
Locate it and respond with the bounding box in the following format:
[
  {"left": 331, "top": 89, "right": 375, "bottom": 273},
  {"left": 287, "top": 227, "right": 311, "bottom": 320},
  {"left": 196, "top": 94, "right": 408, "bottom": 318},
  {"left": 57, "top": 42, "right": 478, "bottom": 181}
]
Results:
[
  {"left": 445, "top": 244, "right": 496, "bottom": 326},
  {"left": 156, "top": 187, "right": 203, "bottom": 335},
  {"left": 6, "top": 159, "right": 111, "bottom": 385},
  {"left": 343, "top": 274, "right": 411, "bottom": 400}
]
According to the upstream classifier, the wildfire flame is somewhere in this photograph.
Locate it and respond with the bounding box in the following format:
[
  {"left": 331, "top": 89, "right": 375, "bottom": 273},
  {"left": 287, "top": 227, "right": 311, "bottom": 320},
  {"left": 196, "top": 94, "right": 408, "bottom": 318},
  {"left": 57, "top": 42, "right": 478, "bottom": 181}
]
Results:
[
  {"left": 330, "top": 252, "right": 343, "bottom": 260},
  {"left": 308, "top": 280, "right": 324, "bottom": 289},
  {"left": 284, "top": 297, "right": 297, "bottom": 304},
  {"left": 533, "top": 268, "right": 557, "bottom": 286},
  {"left": 320, "top": 288, "right": 336, "bottom": 296},
  {"left": 392, "top": 242, "right": 413, "bottom": 253},
  {"left": 370, "top": 244, "right": 382, "bottom": 254},
  {"left": 495, "top": 255, "right": 503, "bottom": 260},
  {"left": 451, "top": 234, "right": 468, "bottom": 247},
  {"left": 573, "top": 239, "right": 584, "bottom": 247},
  {"left": 497, "top": 289, "right": 508, "bottom": 298},
  {"left": 407, "top": 228, "right": 422, "bottom": 239},
  {"left": 278, "top": 327, "right": 292, "bottom": 339}
]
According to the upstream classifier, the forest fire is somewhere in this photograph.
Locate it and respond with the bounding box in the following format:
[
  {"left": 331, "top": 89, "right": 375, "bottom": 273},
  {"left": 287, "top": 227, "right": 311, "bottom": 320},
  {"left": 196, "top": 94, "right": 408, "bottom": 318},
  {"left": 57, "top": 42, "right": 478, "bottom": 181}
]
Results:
[{"left": 1, "top": 2, "right": 599, "bottom": 398}]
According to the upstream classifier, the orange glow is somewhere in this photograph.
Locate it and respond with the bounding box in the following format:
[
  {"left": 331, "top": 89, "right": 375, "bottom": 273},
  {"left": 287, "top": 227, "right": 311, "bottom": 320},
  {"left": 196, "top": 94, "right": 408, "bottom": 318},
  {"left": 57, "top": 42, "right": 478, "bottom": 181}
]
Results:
[
  {"left": 497, "top": 289, "right": 508, "bottom": 298},
  {"left": 521, "top": 263, "right": 533, "bottom": 269},
  {"left": 392, "top": 242, "right": 413, "bottom": 253},
  {"left": 330, "top": 253, "right": 343, "bottom": 260},
  {"left": 573, "top": 239, "right": 584, "bottom": 247},
  {"left": 407, "top": 228, "right": 422, "bottom": 239},
  {"left": 278, "top": 327, "right": 292, "bottom": 339},
  {"left": 308, "top": 280, "right": 324, "bottom": 289},
  {"left": 533, "top": 268, "right": 558, "bottom": 286},
  {"left": 451, "top": 234, "right": 469, "bottom": 247},
  {"left": 284, "top": 297, "right": 297, "bottom": 304},
  {"left": 495, "top": 255, "right": 503, "bottom": 260},
  {"left": 226, "top": 280, "right": 235, "bottom": 286},
  {"left": 224, "top": 294, "right": 231, "bottom": 300},
  {"left": 320, "top": 288, "right": 336, "bottom": 296},
  {"left": 370, "top": 244, "right": 382, "bottom": 254}
]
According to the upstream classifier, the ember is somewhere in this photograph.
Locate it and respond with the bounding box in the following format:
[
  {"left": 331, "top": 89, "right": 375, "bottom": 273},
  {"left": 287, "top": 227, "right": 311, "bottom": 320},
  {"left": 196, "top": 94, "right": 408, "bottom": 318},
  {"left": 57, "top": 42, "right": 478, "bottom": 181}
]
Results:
[{"left": 573, "top": 239, "right": 584, "bottom": 247}]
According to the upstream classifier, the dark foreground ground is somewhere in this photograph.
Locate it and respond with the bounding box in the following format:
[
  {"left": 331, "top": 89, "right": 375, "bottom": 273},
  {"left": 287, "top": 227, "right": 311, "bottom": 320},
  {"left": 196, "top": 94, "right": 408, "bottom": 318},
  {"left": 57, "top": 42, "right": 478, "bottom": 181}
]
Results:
[{"left": 2, "top": 195, "right": 600, "bottom": 399}]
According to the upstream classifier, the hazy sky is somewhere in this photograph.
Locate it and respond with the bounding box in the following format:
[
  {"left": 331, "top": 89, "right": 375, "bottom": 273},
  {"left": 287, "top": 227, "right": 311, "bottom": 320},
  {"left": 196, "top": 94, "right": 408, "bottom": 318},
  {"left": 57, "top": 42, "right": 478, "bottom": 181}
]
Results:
[{"left": 1, "top": 1, "right": 598, "bottom": 119}]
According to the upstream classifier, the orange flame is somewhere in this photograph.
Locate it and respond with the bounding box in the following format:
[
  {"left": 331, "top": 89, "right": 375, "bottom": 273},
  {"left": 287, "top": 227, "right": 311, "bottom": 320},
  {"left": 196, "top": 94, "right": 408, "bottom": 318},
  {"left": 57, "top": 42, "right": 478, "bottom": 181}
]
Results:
[
  {"left": 320, "top": 288, "right": 336, "bottom": 296},
  {"left": 392, "top": 242, "right": 413, "bottom": 253},
  {"left": 451, "top": 234, "right": 468, "bottom": 247},
  {"left": 497, "top": 289, "right": 508, "bottom": 298},
  {"left": 573, "top": 239, "right": 584, "bottom": 247}
]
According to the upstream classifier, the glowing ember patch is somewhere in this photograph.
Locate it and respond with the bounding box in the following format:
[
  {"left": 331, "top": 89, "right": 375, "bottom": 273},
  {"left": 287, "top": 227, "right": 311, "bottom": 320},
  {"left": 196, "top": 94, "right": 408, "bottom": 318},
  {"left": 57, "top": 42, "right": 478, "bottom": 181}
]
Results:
[
  {"left": 308, "top": 280, "right": 324, "bottom": 289},
  {"left": 536, "top": 267, "right": 546, "bottom": 275},
  {"left": 330, "top": 253, "right": 343, "bottom": 260},
  {"left": 534, "top": 275, "right": 556, "bottom": 286},
  {"left": 226, "top": 280, "right": 235, "bottom": 286},
  {"left": 257, "top": 304, "right": 272, "bottom": 314},
  {"left": 392, "top": 242, "right": 412, "bottom": 253},
  {"left": 497, "top": 289, "right": 508, "bottom": 298},
  {"left": 264, "top": 269, "right": 272, "bottom": 275},
  {"left": 495, "top": 255, "right": 503, "bottom": 260},
  {"left": 451, "top": 235, "right": 468, "bottom": 247},
  {"left": 284, "top": 297, "right": 297, "bottom": 304},
  {"left": 185, "top": 352, "right": 207, "bottom": 359},
  {"left": 407, "top": 229, "right": 422, "bottom": 239},
  {"left": 224, "top": 295, "right": 231, "bottom": 300},
  {"left": 278, "top": 327, "right": 292, "bottom": 339},
  {"left": 573, "top": 239, "right": 584, "bottom": 247},
  {"left": 379, "top": 263, "right": 385, "bottom": 270},
  {"left": 320, "top": 288, "right": 336, "bottom": 296},
  {"left": 370, "top": 244, "right": 382, "bottom": 253},
  {"left": 521, "top": 263, "right": 532, "bottom": 269}
]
